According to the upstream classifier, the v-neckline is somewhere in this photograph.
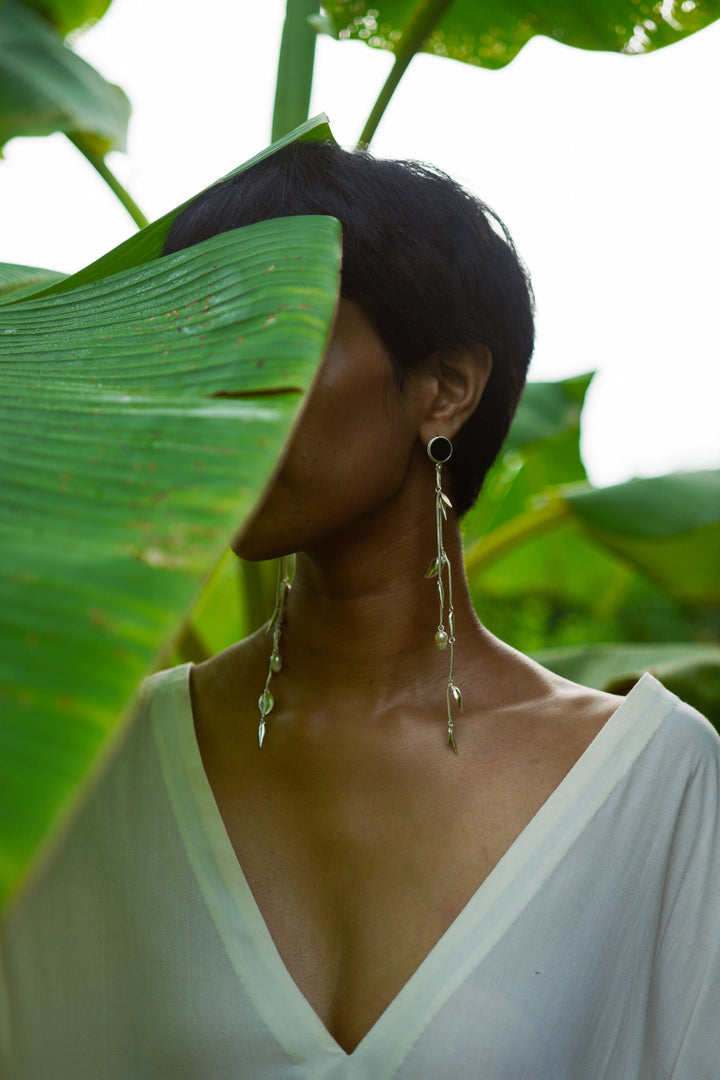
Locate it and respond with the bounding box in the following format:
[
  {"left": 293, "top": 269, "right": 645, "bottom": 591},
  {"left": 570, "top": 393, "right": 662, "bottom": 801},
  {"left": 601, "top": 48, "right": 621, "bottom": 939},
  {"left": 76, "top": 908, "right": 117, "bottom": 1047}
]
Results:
[{"left": 151, "top": 664, "right": 672, "bottom": 1075}]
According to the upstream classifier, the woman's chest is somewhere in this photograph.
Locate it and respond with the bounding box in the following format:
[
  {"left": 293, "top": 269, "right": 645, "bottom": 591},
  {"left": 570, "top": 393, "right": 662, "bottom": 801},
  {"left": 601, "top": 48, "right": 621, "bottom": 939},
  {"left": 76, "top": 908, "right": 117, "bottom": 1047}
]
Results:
[
  {"left": 203, "top": 743, "right": 574, "bottom": 1052},
  {"left": 197, "top": 749, "right": 660, "bottom": 1063}
]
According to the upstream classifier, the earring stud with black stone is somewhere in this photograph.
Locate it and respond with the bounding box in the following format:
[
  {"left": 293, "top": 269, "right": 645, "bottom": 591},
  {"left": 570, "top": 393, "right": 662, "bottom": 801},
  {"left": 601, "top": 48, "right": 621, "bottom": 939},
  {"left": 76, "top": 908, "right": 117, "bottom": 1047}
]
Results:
[{"left": 426, "top": 435, "right": 461, "bottom": 754}]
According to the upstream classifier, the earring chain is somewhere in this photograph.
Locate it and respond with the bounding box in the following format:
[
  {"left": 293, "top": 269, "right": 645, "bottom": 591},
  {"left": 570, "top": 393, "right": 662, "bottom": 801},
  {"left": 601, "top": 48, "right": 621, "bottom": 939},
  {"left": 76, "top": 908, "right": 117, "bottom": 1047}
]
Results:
[
  {"left": 257, "top": 555, "right": 292, "bottom": 748},
  {"left": 431, "top": 460, "right": 461, "bottom": 754}
]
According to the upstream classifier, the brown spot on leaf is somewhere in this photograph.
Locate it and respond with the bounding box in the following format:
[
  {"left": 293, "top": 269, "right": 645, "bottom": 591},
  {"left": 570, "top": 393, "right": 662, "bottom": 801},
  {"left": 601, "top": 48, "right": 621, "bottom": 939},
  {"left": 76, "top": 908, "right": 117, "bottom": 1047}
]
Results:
[{"left": 55, "top": 695, "right": 77, "bottom": 713}]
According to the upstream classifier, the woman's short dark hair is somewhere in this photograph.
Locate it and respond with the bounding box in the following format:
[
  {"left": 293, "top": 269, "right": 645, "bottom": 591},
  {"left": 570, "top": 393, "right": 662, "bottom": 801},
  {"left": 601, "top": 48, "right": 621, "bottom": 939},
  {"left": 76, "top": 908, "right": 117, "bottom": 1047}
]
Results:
[{"left": 164, "top": 140, "right": 534, "bottom": 515}]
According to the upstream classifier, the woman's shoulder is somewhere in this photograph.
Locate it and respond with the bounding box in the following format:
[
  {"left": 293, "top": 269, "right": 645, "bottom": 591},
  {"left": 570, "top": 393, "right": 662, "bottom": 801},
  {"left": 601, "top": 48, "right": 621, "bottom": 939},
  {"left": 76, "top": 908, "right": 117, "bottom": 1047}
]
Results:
[
  {"left": 629, "top": 672, "right": 720, "bottom": 774},
  {"left": 134, "top": 660, "right": 193, "bottom": 730},
  {"left": 139, "top": 632, "right": 262, "bottom": 711},
  {"left": 189, "top": 632, "right": 266, "bottom": 709},
  {"left": 484, "top": 640, "right": 719, "bottom": 791},
  {"left": 566, "top": 667, "right": 717, "bottom": 769},
  {"left": 546, "top": 668, "right": 720, "bottom": 811},
  {"left": 141, "top": 659, "right": 192, "bottom": 694},
  {"left": 504, "top": 639, "right": 716, "bottom": 745}
]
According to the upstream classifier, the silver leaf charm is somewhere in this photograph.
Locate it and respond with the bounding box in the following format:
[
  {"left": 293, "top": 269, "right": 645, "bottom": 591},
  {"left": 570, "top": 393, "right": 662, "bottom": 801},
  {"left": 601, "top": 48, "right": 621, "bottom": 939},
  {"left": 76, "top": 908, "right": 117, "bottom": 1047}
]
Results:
[
  {"left": 258, "top": 689, "right": 274, "bottom": 717},
  {"left": 441, "top": 492, "right": 453, "bottom": 509},
  {"left": 447, "top": 727, "right": 459, "bottom": 755},
  {"left": 451, "top": 684, "right": 463, "bottom": 710},
  {"left": 258, "top": 720, "right": 266, "bottom": 748},
  {"left": 425, "top": 557, "right": 440, "bottom": 579}
]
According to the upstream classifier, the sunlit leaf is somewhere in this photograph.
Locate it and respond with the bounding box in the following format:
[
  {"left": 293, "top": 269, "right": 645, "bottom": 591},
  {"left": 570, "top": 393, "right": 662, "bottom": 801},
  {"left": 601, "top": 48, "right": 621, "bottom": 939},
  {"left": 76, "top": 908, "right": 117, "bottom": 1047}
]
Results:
[{"left": 322, "top": 0, "right": 720, "bottom": 70}]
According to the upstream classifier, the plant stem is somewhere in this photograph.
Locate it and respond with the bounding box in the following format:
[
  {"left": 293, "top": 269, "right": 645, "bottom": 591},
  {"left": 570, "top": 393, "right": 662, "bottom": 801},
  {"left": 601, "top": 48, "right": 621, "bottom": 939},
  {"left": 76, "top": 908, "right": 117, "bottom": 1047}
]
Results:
[
  {"left": 357, "top": 0, "right": 455, "bottom": 148},
  {"left": 68, "top": 134, "right": 149, "bottom": 229},
  {"left": 272, "top": 0, "right": 321, "bottom": 141},
  {"left": 463, "top": 497, "right": 571, "bottom": 574}
]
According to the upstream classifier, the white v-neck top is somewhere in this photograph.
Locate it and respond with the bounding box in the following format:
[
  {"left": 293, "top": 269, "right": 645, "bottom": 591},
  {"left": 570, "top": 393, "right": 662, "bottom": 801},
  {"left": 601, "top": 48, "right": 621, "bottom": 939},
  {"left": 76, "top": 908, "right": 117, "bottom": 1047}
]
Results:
[{"left": 2, "top": 665, "right": 719, "bottom": 1078}]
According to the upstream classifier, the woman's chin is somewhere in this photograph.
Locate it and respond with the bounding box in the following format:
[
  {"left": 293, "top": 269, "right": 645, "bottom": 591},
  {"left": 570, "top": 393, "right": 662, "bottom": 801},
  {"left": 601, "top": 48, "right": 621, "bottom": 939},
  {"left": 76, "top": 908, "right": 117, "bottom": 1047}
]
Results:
[
  {"left": 230, "top": 515, "right": 295, "bottom": 563},
  {"left": 230, "top": 531, "right": 277, "bottom": 563}
]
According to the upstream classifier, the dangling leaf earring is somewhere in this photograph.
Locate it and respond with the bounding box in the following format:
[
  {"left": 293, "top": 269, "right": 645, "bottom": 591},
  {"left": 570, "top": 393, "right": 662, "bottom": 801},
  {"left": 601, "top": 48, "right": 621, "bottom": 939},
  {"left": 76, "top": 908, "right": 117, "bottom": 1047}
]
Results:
[
  {"left": 257, "top": 555, "right": 293, "bottom": 747},
  {"left": 426, "top": 436, "right": 461, "bottom": 754}
]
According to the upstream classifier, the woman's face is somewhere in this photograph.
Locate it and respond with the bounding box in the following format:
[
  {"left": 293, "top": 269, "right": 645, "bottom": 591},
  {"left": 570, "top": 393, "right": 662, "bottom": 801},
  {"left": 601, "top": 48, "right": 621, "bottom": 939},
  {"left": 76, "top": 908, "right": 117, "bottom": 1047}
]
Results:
[{"left": 233, "top": 298, "right": 427, "bottom": 561}]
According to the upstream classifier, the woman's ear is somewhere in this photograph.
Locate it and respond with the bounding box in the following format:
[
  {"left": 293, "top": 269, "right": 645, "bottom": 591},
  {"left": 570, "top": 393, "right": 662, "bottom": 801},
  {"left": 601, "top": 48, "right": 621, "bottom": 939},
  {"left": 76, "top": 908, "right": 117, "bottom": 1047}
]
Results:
[{"left": 417, "top": 344, "right": 492, "bottom": 446}]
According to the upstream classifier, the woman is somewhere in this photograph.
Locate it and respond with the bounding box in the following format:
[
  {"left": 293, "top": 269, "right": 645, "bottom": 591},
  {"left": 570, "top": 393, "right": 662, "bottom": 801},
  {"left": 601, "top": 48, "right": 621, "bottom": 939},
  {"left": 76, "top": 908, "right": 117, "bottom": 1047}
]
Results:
[{"left": 3, "top": 141, "right": 719, "bottom": 1077}]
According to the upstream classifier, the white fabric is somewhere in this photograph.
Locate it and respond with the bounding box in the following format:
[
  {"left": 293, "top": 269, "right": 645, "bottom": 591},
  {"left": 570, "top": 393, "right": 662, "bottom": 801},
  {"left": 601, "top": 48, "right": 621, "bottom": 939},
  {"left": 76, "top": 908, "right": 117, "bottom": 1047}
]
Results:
[{"left": 2, "top": 665, "right": 719, "bottom": 1079}]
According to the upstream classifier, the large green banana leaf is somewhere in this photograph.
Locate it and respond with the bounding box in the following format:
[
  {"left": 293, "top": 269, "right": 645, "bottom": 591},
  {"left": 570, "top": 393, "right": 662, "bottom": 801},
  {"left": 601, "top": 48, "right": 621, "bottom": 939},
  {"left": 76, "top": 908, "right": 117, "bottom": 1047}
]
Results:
[
  {"left": 321, "top": 0, "right": 720, "bottom": 68},
  {"left": 0, "top": 0, "right": 128, "bottom": 155},
  {"left": 0, "top": 116, "right": 341, "bottom": 915}
]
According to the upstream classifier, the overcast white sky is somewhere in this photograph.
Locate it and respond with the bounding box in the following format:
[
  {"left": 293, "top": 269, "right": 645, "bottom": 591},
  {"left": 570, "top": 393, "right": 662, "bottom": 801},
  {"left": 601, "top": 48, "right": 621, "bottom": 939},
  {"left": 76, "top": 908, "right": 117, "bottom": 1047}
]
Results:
[{"left": 1, "top": 0, "right": 718, "bottom": 487}]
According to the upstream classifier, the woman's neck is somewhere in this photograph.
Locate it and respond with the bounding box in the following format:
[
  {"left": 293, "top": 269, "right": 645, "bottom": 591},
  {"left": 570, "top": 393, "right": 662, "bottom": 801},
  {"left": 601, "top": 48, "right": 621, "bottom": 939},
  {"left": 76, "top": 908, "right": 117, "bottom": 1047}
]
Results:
[{"left": 273, "top": 513, "right": 483, "bottom": 713}]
